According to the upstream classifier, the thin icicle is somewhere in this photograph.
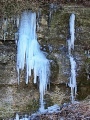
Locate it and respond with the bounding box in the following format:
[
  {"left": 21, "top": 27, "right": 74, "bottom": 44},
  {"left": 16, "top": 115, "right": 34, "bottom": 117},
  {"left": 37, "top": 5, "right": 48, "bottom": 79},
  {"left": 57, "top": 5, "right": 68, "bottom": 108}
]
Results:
[
  {"left": 69, "top": 13, "right": 75, "bottom": 50},
  {"left": 67, "top": 13, "right": 77, "bottom": 103},
  {"left": 69, "top": 56, "right": 77, "bottom": 103},
  {"left": 16, "top": 15, "right": 20, "bottom": 28},
  {"left": 67, "top": 38, "right": 71, "bottom": 55}
]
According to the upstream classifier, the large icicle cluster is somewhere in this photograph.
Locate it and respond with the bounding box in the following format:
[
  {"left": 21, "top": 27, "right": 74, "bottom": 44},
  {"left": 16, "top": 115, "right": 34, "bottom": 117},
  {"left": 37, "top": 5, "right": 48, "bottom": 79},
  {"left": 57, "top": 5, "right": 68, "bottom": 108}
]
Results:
[{"left": 17, "top": 11, "right": 50, "bottom": 111}]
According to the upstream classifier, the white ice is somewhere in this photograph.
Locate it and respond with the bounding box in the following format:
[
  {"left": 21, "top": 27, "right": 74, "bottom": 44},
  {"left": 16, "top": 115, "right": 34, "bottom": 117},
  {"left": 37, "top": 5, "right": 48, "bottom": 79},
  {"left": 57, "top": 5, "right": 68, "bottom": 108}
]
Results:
[
  {"left": 15, "top": 104, "right": 60, "bottom": 120},
  {"left": 69, "top": 13, "right": 75, "bottom": 50},
  {"left": 69, "top": 56, "right": 77, "bottom": 103},
  {"left": 17, "top": 11, "right": 50, "bottom": 111}
]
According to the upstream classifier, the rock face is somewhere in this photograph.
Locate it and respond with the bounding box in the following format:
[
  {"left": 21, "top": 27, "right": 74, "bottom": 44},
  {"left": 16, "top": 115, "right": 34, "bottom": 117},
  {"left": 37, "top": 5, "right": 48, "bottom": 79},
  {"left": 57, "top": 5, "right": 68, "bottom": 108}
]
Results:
[
  {"left": 0, "top": 42, "right": 40, "bottom": 118},
  {"left": 0, "top": 2, "right": 90, "bottom": 119}
]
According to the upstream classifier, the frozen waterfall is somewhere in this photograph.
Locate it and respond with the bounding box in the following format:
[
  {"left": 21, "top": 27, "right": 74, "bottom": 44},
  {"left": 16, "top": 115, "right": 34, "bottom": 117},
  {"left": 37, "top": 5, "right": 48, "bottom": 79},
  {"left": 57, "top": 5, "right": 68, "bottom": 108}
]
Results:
[
  {"left": 17, "top": 11, "right": 50, "bottom": 111},
  {"left": 67, "top": 13, "right": 77, "bottom": 103}
]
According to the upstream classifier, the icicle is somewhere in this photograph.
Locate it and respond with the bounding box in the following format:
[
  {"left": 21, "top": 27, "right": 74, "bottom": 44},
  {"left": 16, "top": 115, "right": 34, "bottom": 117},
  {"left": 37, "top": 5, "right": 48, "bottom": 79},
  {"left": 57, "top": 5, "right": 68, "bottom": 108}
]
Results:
[
  {"left": 37, "top": 8, "right": 41, "bottom": 31},
  {"left": 16, "top": 15, "right": 20, "bottom": 28},
  {"left": 67, "top": 38, "right": 71, "bottom": 55},
  {"left": 15, "top": 113, "right": 19, "bottom": 120},
  {"left": 2, "top": 18, "right": 8, "bottom": 41},
  {"left": 69, "top": 56, "right": 77, "bottom": 103},
  {"left": 67, "top": 13, "right": 77, "bottom": 103},
  {"left": 69, "top": 13, "right": 75, "bottom": 50},
  {"left": 17, "top": 11, "right": 50, "bottom": 111}
]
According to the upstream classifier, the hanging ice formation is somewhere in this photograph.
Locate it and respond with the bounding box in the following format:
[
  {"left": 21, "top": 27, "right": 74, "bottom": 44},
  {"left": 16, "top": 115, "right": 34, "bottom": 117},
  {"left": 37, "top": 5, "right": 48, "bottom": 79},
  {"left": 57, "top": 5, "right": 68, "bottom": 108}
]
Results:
[
  {"left": 2, "top": 18, "right": 8, "bottom": 40},
  {"left": 69, "top": 56, "right": 77, "bottom": 103},
  {"left": 67, "top": 13, "right": 75, "bottom": 54},
  {"left": 67, "top": 13, "right": 77, "bottom": 103},
  {"left": 17, "top": 11, "right": 50, "bottom": 111},
  {"left": 48, "top": 3, "right": 57, "bottom": 28}
]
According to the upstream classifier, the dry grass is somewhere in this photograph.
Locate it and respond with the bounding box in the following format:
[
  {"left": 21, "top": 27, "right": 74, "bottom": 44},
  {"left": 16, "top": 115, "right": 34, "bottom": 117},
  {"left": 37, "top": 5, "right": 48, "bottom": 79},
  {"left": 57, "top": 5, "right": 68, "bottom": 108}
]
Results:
[{"left": 31, "top": 99, "right": 90, "bottom": 120}]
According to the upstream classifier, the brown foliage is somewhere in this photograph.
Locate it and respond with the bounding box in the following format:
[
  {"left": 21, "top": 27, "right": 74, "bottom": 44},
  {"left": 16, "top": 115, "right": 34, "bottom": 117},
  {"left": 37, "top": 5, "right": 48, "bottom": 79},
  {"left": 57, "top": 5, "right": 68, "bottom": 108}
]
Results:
[{"left": 33, "top": 99, "right": 90, "bottom": 120}]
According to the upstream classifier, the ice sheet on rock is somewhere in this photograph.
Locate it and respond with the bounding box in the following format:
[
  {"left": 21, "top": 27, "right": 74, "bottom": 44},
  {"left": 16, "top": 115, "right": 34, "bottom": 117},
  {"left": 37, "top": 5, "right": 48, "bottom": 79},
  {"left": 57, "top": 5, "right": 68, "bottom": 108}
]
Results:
[{"left": 47, "top": 104, "right": 60, "bottom": 113}]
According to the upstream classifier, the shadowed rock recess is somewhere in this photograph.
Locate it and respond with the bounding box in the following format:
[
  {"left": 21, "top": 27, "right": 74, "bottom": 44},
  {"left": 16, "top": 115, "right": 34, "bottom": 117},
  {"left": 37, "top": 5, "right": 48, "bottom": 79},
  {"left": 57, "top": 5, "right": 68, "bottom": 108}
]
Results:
[{"left": 0, "top": 1, "right": 90, "bottom": 119}]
